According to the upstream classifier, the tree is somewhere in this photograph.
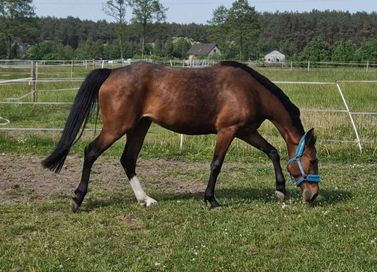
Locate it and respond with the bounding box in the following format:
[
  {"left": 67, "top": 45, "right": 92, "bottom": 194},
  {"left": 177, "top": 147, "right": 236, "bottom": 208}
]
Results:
[
  {"left": 164, "top": 37, "right": 193, "bottom": 58},
  {"left": 103, "top": 0, "right": 129, "bottom": 59},
  {"left": 0, "top": 0, "right": 35, "bottom": 58},
  {"left": 209, "top": 0, "right": 259, "bottom": 60},
  {"left": 355, "top": 39, "right": 377, "bottom": 61},
  {"left": 26, "top": 41, "right": 74, "bottom": 60},
  {"left": 75, "top": 40, "right": 104, "bottom": 60},
  {"left": 299, "top": 37, "right": 332, "bottom": 61},
  {"left": 129, "top": 0, "right": 167, "bottom": 57},
  {"left": 332, "top": 41, "right": 356, "bottom": 62}
]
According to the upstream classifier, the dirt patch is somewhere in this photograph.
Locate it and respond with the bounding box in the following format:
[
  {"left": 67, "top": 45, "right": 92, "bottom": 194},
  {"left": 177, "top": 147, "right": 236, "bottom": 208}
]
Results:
[{"left": 0, "top": 153, "right": 209, "bottom": 204}]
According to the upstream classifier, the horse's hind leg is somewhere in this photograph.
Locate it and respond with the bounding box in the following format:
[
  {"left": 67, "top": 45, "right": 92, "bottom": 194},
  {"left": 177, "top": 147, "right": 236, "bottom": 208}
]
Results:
[
  {"left": 71, "top": 131, "right": 123, "bottom": 212},
  {"left": 238, "top": 131, "right": 286, "bottom": 202},
  {"left": 120, "top": 118, "right": 156, "bottom": 207}
]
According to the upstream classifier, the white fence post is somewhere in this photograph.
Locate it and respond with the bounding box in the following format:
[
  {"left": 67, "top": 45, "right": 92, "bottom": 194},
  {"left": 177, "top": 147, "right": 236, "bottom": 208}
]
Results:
[
  {"left": 179, "top": 134, "right": 184, "bottom": 150},
  {"left": 70, "top": 60, "right": 74, "bottom": 78},
  {"left": 336, "top": 82, "right": 362, "bottom": 152},
  {"left": 31, "top": 61, "right": 38, "bottom": 102}
]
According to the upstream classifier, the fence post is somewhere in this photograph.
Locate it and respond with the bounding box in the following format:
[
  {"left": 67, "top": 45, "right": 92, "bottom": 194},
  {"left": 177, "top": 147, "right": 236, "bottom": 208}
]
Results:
[
  {"left": 179, "top": 134, "right": 184, "bottom": 150},
  {"left": 336, "top": 82, "right": 362, "bottom": 152},
  {"left": 290, "top": 61, "right": 293, "bottom": 71},
  {"left": 70, "top": 60, "right": 74, "bottom": 78},
  {"left": 366, "top": 60, "right": 369, "bottom": 72},
  {"left": 307, "top": 60, "right": 310, "bottom": 72},
  {"left": 31, "top": 61, "right": 38, "bottom": 102}
]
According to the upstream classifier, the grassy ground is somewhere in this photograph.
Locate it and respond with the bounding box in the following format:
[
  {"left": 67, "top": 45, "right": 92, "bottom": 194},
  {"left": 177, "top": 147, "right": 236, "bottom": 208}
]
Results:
[
  {"left": 0, "top": 64, "right": 376, "bottom": 271},
  {"left": 0, "top": 157, "right": 376, "bottom": 271}
]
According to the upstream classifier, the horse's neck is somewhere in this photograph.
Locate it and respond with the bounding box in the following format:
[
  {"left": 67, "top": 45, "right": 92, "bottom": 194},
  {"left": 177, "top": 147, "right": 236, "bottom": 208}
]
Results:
[{"left": 265, "top": 102, "right": 303, "bottom": 158}]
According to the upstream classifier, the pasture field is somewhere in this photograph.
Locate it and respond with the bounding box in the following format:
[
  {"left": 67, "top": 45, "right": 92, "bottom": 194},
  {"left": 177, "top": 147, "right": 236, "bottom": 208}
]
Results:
[{"left": 0, "top": 63, "right": 376, "bottom": 271}]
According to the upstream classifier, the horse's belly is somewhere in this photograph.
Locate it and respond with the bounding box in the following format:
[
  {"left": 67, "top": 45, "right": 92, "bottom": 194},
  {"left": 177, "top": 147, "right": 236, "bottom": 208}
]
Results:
[{"left": 143, "top": 113, "right": 216, "bottom": 135}]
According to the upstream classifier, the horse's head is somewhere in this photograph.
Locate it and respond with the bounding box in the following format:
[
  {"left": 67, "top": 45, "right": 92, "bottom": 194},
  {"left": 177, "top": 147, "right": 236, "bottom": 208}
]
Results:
[{"left": 287, "top": 128, "right": 320, "bottom": 202}]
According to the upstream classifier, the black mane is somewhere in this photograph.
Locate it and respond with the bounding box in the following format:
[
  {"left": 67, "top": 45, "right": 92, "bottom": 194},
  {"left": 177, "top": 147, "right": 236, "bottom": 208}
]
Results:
[{"left": 220, "top": 61, "right": 305, "bottom": 135}]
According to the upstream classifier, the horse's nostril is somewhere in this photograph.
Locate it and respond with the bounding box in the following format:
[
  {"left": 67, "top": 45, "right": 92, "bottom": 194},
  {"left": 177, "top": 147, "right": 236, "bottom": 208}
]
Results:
[
  {"left": 303, "top": 190, "right": 318, "bottom": 203},
  {"left": 310, "top": 193, "right": 318, "bottom": 202}
]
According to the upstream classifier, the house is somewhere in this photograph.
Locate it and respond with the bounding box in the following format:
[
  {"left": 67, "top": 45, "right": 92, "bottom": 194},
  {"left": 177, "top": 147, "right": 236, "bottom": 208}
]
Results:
[
  {"left": 187, "top": 43, "right": 221, "bottom": 58},
  {"left": 264, "top": 50, "right": 285, "bottom": 63}
]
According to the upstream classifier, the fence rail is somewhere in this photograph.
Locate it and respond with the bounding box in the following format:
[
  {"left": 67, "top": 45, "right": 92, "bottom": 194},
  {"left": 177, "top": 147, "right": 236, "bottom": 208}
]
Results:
[{"left": 1, "top": 59, "right": 377, "bottom": 69}]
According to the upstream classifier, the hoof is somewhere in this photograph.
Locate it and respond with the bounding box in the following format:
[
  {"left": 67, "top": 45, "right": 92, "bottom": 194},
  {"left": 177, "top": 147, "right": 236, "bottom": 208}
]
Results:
[
  {"left": 139, "top": 196, "right": 157, "bottom": 207},
  {"left": 275, "top": 191, "right": 285, "bottom": 202},
  {"left": 209, "top": 204, "right": 222, "bottom": 211},
  {"left": 204, "top": 197, "right": 221, "bottom": 210},
  {"left": 70, "top": 198, "right": 80, "bottom": 213}
]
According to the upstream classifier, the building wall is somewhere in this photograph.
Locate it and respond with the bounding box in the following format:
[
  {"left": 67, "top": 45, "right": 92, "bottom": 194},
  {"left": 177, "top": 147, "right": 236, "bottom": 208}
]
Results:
[
  {"left": 208, "top": 47, "right": 221, "bottom": 56},
  {"left": 265, "top": 52, "right": 285, "bottom": 63}
]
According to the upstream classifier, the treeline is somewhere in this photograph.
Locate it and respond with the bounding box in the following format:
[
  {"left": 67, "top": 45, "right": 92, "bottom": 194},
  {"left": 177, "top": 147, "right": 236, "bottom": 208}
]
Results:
[
  {"left": 1, "top": 10, "right": 377, "bottom": 61},
  {"left": 259, "top": 10, "right": 377, "bottom": 61}
]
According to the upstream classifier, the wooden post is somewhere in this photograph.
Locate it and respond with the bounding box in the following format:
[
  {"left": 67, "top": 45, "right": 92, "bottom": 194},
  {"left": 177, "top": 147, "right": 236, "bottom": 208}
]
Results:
[
  {"left": 31, "top": 61, "right": 38, "bottom": 102},
  {"left": 307, "top": 60, "right": 310, "bottom": 72},
  {"left": 290, "top": 61, "right": 293, "bottom": 71},
  {"left": 366, "top": 61, "right": 369, "bottom": 72}
]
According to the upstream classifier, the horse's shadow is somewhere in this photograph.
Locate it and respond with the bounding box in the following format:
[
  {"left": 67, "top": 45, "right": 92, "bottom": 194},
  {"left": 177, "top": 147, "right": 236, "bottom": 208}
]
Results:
[
  {"left": 81, "top": 187, "right": 352, "bottom": 211},
  {"left": 156, "top": 187, "right": 352, "bottom": 205},
  {"left": 309, "top": 189, "right": 353, "bottom": 206}
]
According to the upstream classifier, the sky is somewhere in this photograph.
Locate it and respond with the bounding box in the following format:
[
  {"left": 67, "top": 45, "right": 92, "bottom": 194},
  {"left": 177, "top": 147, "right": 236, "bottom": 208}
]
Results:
[{"left": 33, "top": 0, "right": 377, "bottom": 24}]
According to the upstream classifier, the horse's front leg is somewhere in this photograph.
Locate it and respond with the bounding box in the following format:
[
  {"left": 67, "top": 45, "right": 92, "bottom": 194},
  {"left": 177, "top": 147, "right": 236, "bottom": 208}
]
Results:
[
  {"left": 238, "top": 131, "right": 286, "bottom": 202},
  {"left": 205, "top": 127, "right": 236, "bottom": 209}
]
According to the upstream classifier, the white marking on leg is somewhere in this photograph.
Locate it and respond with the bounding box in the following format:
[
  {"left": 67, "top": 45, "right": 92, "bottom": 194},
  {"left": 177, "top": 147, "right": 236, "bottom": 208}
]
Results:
[{"left": 130, "top": 176, "right": 157, "bottom": 207}]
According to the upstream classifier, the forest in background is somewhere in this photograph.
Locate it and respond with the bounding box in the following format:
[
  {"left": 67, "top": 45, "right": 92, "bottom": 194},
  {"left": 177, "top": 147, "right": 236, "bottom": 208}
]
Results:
[{"left": 1, "top": 1, "right": 377, "bottom": 62}]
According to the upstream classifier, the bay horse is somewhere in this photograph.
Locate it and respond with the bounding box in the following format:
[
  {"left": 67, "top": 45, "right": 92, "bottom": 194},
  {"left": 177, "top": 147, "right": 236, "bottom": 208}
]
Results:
[{"left": 42, "top": 61, "right": 320, "bottom": 212}]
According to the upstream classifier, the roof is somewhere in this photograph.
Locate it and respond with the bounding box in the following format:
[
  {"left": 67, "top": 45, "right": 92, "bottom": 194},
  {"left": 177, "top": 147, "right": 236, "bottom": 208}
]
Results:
[
  {"left": 187, "top": 43, "right": 218, "bottom": 56},
  {"left": 265, "top": 50, "right": 285, "bottom": 57}
]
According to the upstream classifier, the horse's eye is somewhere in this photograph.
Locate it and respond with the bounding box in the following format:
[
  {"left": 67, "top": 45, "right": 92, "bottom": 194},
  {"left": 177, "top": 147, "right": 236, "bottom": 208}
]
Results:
[{"left": 310, "top": 159, "right": 318, "bottom": 164}]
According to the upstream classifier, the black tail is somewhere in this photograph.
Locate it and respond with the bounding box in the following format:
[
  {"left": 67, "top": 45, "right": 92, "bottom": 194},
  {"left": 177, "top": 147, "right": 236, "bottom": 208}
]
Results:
[{"left": 42, "top": 69, "right": 112, "bottom": 173}]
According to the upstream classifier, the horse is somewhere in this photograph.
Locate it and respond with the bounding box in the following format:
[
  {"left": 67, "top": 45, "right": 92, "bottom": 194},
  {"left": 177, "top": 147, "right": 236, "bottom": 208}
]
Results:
[{"left": 42, "top": 61, "right": 320, "bottom": 212}]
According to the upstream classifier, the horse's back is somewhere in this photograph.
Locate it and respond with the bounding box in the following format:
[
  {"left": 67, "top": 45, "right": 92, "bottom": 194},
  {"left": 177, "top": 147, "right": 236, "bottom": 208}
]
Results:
[{"left": 99, "top": 62, "right": 261, "bottom": 134}]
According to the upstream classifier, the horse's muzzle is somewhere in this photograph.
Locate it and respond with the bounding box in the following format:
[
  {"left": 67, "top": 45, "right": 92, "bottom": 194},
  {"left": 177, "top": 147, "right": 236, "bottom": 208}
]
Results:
[{"left": 303, "top": 189, "right": 319, "bottom": 203}]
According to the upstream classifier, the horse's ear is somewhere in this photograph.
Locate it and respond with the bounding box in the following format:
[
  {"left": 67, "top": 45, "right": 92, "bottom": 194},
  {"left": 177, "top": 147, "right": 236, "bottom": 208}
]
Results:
[{"left": 305, "top": 128, "right": 316, "bottom": 147}]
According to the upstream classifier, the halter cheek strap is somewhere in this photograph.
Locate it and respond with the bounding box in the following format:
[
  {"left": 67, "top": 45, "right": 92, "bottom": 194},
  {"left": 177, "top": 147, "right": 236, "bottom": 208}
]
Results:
[{"left": 287, "top": 133, "right": 321, "bottom": 187}]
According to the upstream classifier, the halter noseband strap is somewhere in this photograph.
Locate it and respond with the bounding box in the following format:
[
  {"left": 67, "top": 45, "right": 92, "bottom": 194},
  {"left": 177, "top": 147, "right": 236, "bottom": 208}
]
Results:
[{"left": 287, "top": 133, "right": 321, "bottom": 187}]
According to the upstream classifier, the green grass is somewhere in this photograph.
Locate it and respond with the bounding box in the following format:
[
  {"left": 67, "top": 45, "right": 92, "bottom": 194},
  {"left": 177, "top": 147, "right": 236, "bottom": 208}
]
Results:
[{"left": 0, "top": 161, "right": 376, "bottom": 271}]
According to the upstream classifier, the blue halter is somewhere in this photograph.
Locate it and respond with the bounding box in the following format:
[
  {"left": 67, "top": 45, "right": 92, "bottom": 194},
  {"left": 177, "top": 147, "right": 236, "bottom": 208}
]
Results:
[{"left": 287, "top": 133, "right": 321, "bottom": 187}]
